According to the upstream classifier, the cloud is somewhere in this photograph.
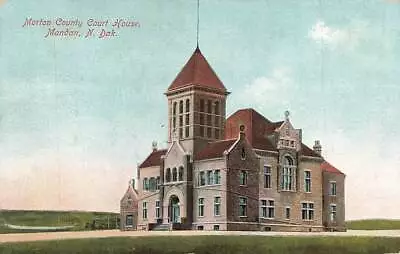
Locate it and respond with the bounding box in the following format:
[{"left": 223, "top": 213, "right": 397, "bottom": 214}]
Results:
[
  {"left": 308, "top": 20, "right": 365, "bottom": 50},
  {"left": 233, "top": 68, "right": 293, "bottom": 110}
]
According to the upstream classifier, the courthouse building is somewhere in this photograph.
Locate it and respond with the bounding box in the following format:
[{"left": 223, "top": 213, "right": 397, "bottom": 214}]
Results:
[{"left": 120, "top": 47, "right": 346, "bottom": 232}]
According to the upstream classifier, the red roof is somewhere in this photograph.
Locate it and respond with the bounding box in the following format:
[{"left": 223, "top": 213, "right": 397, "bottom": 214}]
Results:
[
  {"left": 321, "top": 161, "right": 345, "bottom": 175},
  {"left": 301, "top": 143, "right": 322, "bottom": 158},
  {"left": 139, "top": 149, "right": 167, "bottom": 168},
  {"left": 196, "top": 139, "right": 236, "bottom": 160},
  {"left": 225, "top": 108, "right": 280, "bottom": 151},
  {"left": 167, "top": 47, "right": 227, "bottom": 93}
]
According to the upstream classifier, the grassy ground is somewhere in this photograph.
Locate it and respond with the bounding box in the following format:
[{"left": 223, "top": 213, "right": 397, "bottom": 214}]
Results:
[
  {"left": 1, "top": 236, "right": 400, "bottom": 254},
  {"left": 0, "top": 210, "right": 119, "bottom": 234},
  {"left": 347, "top": 219, "right": 400, "bottom": 230}
]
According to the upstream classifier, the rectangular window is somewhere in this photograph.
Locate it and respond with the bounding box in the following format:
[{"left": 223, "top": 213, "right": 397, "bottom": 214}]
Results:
[
  {"left": 267, "top": 200, "right": 275, "bottom": 218},
  {"left": 213, "top": 225, "right": 220, "bottom": 231},
  {"left": 142, "top": 202, "right": 148, "bottom": 220},
  {"left": 261, "top": 200, "right": 267, "bottom": 218},
  {"left": 261, "top": 200, "right": 274, "bottom": 218},
  {"left": 285, "top": 207, "right": 291, "bottom": 219},
  {"left": 330, "top": 204, "right": 337, "bottom": 222},
  {"left": 207, "top": 114, "right": 212, "bottom": 126},
  {"left": 155, "top": 201, "right": 161, "bottom": 219},
  {"left": 215, "top": 128, "right": 220, "bottom": 139},
  {"left": 281, "top": 167, "right": 294, "bottom": 191},
  {"left": 264, "top": 165, "right": 271, "bottom": 188},
  {"left": 214, "top": 170, "right": 221, "bottom": 184},
  {"left": 239, "top": 197, "right": 247, "bottom": 217},
  {"left": 239, "top": 170, "right": 247, "bottom": 185},
  {"left": 198, "top": 198, "right": 204, "bottom": 217},
  {"left": 214, "top": 197, "right": 221, "bottom": 216},
  {"left": 301, "top": 202, "right": 314, "bottom": 220},
  {"left": 199, "top": 171, "right": 206, "bottom": 186},
  {"left": 185, "top": 126, "right": 189, "bottom": 138},
  {"left": 207, "top": 170, "right": 213, "bottom": 185},
  {"left": 304, "top": 170, "right": 311, "bottom": 193},
  {"left": 330, "top": 181, "right": 337, "bottom": 196},
  {"left": 200, "top": 126, "right": 204, "bottom": 137},
  {"left": 179, "top": 115, "right": 183, "bottom": 127},
  {"left": 126, "top": 215, "right": 133, "bottom": 226},
  {"left": 207, "top": 127, "right": 212, "bottom": 138},
  {"left": 156, "top": 176, "right": 160, "bottom": 190}
]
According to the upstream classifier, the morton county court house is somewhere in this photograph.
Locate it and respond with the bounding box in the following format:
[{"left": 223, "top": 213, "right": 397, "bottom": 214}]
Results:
[{"left": 120, "top": 46, "right": 346, "bottom": 232}]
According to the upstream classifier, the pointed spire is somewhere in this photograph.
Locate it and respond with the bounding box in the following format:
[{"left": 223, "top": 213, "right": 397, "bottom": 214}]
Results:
[
  {"left": 166, "top": 47, "right": 227, "bottom": 93},
  {"left": 196, "top": 0, "right": 200, "bottom": 48}
]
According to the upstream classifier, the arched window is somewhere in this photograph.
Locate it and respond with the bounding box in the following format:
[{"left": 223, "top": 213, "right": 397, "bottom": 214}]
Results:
[
  {"left": 186, "top": 99, "right": 190, "bottom": 113},
  {"left": 282, "top": 155, "right": 296, "bottom": 191},
  {"left": 173, "top": 102, "right": 177, "bottom": 115},
  {"left": 178, "top": 166, "right": 184, "bottom": 181},
  {"left": 179, "top": 100, "right": 183, "bottom": 114},
  {"left": 214, "top": 101, "right": 219, "bottom": 115},
  {"left": 172, "top": 167, "right": 177, "bottom": 182},
  {"left": 166, "top": 168, "right": 171, "bottom": 182}
]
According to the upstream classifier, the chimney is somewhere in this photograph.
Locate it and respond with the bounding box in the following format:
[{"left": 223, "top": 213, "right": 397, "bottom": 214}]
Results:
[
  {"left": 152, "top": 141, "right": 158, "bottom": 152},
  {"left": 313, "top": 140, "right": 322, "bottom": 155},
  {"left": 239, "top": 124, "right": 246, "bottom": 139},
  {"left": 131, "top": 178, "right": 135, "bottom": 189}
]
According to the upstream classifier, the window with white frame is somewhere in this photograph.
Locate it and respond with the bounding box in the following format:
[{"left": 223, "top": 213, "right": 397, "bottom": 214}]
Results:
[
  {"left": 264, "top": 165, "right": 271, "bottom": 188},
  {"left": 281, "top": 156, "right": 296, "bottom": 191},
  {"left": 301, "top": 202, "right": 314, "bottom": 220},
  {"left": 142, "top": 202, "right": 148, "bottom": 220},
  {"left": 239, "top": 170, "right": 247, "bottom": 185},
  {"left": 330, "top": 204, "right": 337, "bottom": 222},
  {"left": 214, "top": 170, "right": 221, "bottom": 184},
  {"left": 266, "top": 200, "right": 275, "bottom": 218},
  {"left": 239, "top": 197, "right": 247, "bottom": 217},
  {"left": 155, "top": 200, "right": 161, "bottom": 219},
  {"left": 156, "top": 176, "right": 160, "bottom": 190},
  {"left": 199, "top": 171, "right": 206, "bottom": 186},
  {"left": 261, "top": 200, "right": 267, "bottom": 218},
  {"left": 198, "top": 198, "right": 204, "bottom": 217},
  {"left": 285, "top": 207, "right": 291, "bottom": 219},
  {"left": 330, "top": 181, "right": 337, "bottom": 196},
  {"left": 207, "top": 170, "right": 214, "bottom": 185},
  {"left": 304, "top": 170, "right": 311, "bottom": 193},
  {"left": 214, "top": 197, "right": 221, "bottom": 216},
  {"left": 260, "top": 200, "right": 274, "bottom": 218}
]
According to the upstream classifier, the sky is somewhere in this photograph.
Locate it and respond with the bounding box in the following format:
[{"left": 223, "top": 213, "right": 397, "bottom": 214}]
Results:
[{"left": 0, "top": 0, "right": 399, "bottom": 220}]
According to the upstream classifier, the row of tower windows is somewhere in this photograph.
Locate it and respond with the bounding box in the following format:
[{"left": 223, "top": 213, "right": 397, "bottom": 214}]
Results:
[{"left": 165, "top": 167, "right": 184, "bottom": 182}]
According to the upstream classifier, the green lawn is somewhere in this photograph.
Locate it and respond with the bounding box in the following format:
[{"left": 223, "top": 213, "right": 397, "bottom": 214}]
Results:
[
  {"left": 1, "top": 236, "right": 400, "bottom": 254},
  {"left": 0, "top": 210, "right": 119, "bottom": 234},
  {"left": 347, "top": 219, "right": 400, "bottom": 230}
]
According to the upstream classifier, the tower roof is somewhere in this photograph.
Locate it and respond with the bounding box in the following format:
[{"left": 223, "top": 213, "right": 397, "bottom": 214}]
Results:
[{"left": 167, "top": 47, "right": 227, "bottom": 93}]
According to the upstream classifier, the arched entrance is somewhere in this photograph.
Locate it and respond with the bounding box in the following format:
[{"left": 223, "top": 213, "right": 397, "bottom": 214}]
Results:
[{"left": 169, "top": 195, "right": 180, "bottom": 223}]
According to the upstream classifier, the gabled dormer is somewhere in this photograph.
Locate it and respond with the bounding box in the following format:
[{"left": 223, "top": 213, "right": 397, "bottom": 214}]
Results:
[{"left": 276, "top": 111, "right": 302, "bottom": 152}]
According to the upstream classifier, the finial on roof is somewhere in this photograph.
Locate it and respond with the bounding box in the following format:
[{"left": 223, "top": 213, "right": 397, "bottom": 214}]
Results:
[
  {"left": 196, "top": 0, "right": 200, "bottom": 48},
  {"left": 284, "top": 110, "right": 290, "bottom": 120},
  {"left": 152, "top": 141, "right": 158, "bottom": 151}
]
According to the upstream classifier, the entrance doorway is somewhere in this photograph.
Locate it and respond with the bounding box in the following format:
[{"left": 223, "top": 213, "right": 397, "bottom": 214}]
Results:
[{"left": 169, "top": 196, "right": 180, "bottom": 223}]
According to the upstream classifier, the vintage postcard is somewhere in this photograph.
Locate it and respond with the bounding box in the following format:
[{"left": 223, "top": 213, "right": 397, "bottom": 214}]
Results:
[{"left": 0, "top": 0, "right": 399, "bottom": 253}]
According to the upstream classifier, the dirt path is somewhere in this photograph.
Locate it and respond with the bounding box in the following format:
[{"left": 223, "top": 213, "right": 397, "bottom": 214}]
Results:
[{"left": 0, "top": 230, "right": 400, "bottom": 243}]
